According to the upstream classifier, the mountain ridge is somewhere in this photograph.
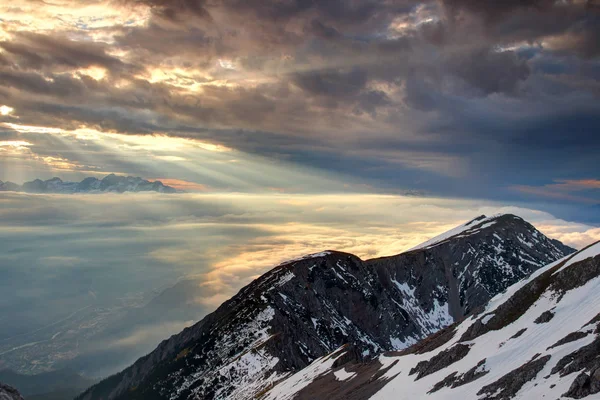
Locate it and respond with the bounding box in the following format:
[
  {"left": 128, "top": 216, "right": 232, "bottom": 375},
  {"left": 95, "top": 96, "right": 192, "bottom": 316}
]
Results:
[
  {"left": 267, "top": 240, "right": 600, "bottom": 400},
  {"left": 0, "top": 174, "right": 178, "bottom": 194},
  {"left": 76, "top": 214, "right": 575, "bottom": 400}
]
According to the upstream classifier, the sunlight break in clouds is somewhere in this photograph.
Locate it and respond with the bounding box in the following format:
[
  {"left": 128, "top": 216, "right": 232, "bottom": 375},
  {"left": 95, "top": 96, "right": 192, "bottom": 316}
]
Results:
[{"left": 0, "top": 105, "right": 14, "bottom": 116}]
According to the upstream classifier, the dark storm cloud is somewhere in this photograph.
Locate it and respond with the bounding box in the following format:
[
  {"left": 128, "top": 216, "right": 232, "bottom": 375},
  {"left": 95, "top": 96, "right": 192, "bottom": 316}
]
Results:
[
  {"left": 446, "top": 47, "right": 530, "bottom": 95},
  {"left": 0, "top": 31, "right": 130, "bottom": 73},
  {"left": 127, "top": 0, "right": 211, "bottom": 22},
  {"left": 0, "top": 69, "right": 87, "bottom": 96},
  {"left": 293, "top": 67, "right": 367, "bottom": 97},
  {"left": 441, "top": 0, "right": 600, "bottom": 58},
  {"left": 442, "top": 0, "right": 556, "bottom": 20}
]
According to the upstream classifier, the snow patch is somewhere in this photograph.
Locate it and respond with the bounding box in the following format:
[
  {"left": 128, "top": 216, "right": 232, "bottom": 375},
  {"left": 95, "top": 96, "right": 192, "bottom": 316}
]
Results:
[
  {"left": 278, "top": 251, "right": 332, "bottom": 266},
  {"left": 481, "top": 313, "right": 494, "bottom": 325},
  {"left": 333, "top": 367, "right": 357, "bottom": 381}
]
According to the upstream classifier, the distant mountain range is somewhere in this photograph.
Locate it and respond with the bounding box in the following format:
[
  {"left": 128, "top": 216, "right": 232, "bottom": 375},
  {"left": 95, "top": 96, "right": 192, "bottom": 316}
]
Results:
[
  {"left": 0, "top": 175, "right": 178, "bottom": 194},
  {"left": 76, "top": 214, "right": 581, "bottom": 400}
]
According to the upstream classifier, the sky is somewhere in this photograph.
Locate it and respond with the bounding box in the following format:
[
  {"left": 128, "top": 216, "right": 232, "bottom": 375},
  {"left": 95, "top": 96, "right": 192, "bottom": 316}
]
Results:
[
  {"left": 0, "top": 0, "right": 599, "bottom": 379},
  {"left": 0, "top": 0, "right": 598, "bottom": 223}
]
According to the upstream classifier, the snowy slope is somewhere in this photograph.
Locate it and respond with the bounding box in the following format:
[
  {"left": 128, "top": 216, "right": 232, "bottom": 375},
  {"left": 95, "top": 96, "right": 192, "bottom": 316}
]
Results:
[{"left": 265, "top": 241, "right": 600, "bottom": 400}]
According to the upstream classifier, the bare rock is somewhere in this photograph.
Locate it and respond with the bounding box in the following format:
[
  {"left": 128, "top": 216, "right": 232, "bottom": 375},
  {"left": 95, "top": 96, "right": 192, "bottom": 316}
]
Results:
[
  {"left": 547, "top": 331, "right": 589, "bottom": 350},
  {"left": 534, "top": 310, "right": 555, "bottom": 324},
  {"left": 0, "top": 383, "right": 24, "bottom": 400},
  {"left": 410, "top": 344, "right": 471, "bottom": 380},
  {"left": 564, "top": 368, "right": 600, "bottom": 399},
  {"left": 477, "top": 355, "right": 551, "bottom": 400}
]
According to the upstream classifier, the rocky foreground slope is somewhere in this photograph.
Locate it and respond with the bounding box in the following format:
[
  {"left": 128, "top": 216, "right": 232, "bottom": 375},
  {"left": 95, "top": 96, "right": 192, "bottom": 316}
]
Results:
[
  {"left": 267, "top": 241, "right": 600, "bottom": 400},
  {"left": 0, "top": 383, "right": 24, "bottom": 400},
  {"left": 77, "top": 214, "right": 574, "bottom": 400}
]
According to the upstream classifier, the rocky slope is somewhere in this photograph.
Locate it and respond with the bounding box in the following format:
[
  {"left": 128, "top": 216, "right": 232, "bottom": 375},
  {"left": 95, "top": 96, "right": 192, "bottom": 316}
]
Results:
[
  {"left": 267, "top": 241, "right": 600, "bottom": 400},
  {"left": 0, "top": 369, "right": 93, "bottom": 400},
  {"left": 76, "top": 214, "right": 574, "bottom": 400},
  {"left": 0, "top": 383, "right": 24, "bottom": 400},
  {"left": 0, "top": 174, "right": 177, "bottom": 193}
]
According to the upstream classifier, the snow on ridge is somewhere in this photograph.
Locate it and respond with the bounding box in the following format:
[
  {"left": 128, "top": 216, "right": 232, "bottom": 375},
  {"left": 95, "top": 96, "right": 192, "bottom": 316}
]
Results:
[
  {"left": 367, "top": 255, "right": 600, "bottom": 400},
  {"left": 277, "top": 251, "right": 333, "bottom": 266},
  {"left": 407, "top": 214, "right": 505, "bottom": 252},
  {"left": 553, "top": 241, "right": 600, "bottom": 275},
  {"left": 172, "top": 306, "right": 277, "bottom": 400}
]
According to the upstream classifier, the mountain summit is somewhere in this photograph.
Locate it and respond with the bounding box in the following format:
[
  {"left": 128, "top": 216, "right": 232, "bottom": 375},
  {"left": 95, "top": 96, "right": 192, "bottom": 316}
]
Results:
[
  {"left": 77, "top": 214, "right": 575, "bottom": 400},
  {"left": 0, "top": 174, "right": 177, "bottom": 194},
  {"left": 266, "top": 241, "right": 600, "bottom": 400}
]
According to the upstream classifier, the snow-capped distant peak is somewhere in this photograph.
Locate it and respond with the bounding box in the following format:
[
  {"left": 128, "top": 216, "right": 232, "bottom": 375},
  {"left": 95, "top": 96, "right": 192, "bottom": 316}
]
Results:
[{"left": 0, "top": 175, "right": 179, "bottom": 194}]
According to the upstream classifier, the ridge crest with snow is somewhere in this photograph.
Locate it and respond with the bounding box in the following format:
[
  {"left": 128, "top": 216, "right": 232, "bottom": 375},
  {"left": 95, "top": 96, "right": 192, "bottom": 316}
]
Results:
[{"left": 76, "top": 214, "right": 576, "bottom": 400}]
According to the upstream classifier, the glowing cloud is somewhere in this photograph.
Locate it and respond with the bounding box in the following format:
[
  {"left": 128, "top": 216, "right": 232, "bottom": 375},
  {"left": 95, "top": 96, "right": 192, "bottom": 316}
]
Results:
[{"left": 0, "top": 105, "right": 14, "bottom": 116}]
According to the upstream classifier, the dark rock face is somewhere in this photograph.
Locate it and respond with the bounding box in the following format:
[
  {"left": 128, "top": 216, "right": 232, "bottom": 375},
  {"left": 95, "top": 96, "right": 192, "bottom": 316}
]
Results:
[
  {"left": 429, "top": 359, "right": 488, "bottom": 393},
  {"left": 509, "top": 328, "right": 527, "bottom": 340},
  {"left": 477, "top": 355, "right": 551, "bottom": 400},
  {"left": 551, "top": 254, "right": 600, "bottom": 298},
  {"left": 0, "top": 383, "right": 24, "bottom": 400},
  {"left": 551, "top": 239, "right": 576, "bottom": 256},
  {"left": 429, "top": 372, "right": 458, "bottom": 393},
  {"left": 0, "top": 174, "right": 178, "bottom": 193},
  {"left": 548, "top": 331, "right": 589, "bottom": 350},
  {"left": 552, "top": 336, "right": 600, "bottom": 378},
  {"left": 369, "top": 214, "right": 572, "bottom": 320},
  {"left": 409, "top": 344, "right": 471, "bottom": 380},
  {"left": 451, "top": 359, "right": 489, "bottom": 388},
  {"left": 565, "top": 369, "right": 600, "bottom": 399},
  {"left": 77, "top": 214, "right": 573, "bottom": 400},
  {"left": 534, "top": 310, "right": 555, "bottom": 324}
]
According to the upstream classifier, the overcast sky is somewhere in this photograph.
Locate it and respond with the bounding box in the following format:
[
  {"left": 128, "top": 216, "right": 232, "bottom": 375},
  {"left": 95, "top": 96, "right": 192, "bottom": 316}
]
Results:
[{"left": 0, "top": 0, "right": 598, "bottom": 224}]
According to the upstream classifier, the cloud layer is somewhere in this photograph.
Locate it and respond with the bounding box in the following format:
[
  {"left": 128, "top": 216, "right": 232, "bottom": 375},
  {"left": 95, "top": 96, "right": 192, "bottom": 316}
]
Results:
[{"left": 1, "top": 191, "right": 598, "bottom": 375}]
